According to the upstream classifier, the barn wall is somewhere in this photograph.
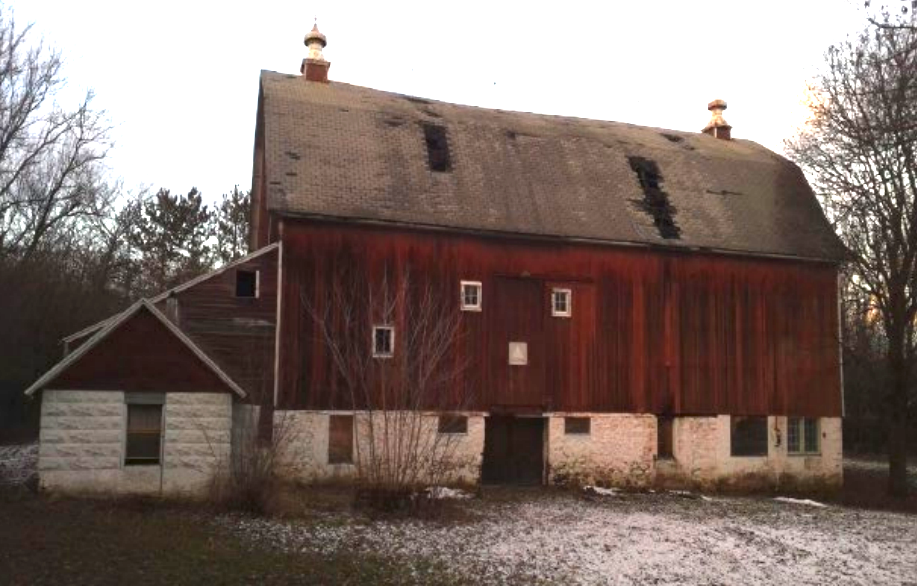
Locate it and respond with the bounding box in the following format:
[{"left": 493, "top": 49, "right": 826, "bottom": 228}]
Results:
[
  {"left": 156, "top": 248, "right": 278, "bottom": 401},
  {"left": 274, "top": 410, "right": 484, "bottom": 484},
  {"left": 547, "top": 414, "right": 656, "bottom": 487},
  {"left": 38, "top": 390, "right": 231, "bottom": 496},
  {"left": 278, "top": 220, "right": 842, "bottom": 417}
]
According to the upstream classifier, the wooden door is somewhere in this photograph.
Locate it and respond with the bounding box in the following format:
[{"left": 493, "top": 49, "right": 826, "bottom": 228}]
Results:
[
  {"left": 481, "top": 416, "right": 545, "bottom": 485},
  {"left": 491, "top": 277, "right": 546, "bottom": 409}
]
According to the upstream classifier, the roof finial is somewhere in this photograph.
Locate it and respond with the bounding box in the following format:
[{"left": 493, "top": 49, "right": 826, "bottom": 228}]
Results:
[
  {"left": 702, "top": 99, "right": 732, "bottom": 140},
  {"left": 301, "top": 20, "right": 330, "bottom": 82}
]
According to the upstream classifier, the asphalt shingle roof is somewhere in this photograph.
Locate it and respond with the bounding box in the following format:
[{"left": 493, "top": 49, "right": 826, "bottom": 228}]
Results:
[{"left": 259, "top": 70, "right": 846, "bottom": 262}]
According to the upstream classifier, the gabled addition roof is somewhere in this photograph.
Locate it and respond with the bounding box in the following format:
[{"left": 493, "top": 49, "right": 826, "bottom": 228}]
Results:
[
  {"left": 259, "top": 71, "right": 847, "bottom": 263},
  {"left": 62, "top": 243, "right": 279, "bottom": 345},
  {"left": 25, "top": 299, "right": 247, "bottom": 398}
]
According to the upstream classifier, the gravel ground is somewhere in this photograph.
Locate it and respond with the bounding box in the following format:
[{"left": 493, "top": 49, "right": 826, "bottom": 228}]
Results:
[
  {"left": 218, "top": 490, "right": 917, "bottom": 585},
  {"left": 0, "top": 442, "right": 37, "bottom": 487}
]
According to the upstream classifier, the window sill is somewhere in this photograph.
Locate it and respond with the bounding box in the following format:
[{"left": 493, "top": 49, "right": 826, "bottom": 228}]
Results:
[
  {"left": 788, "top": 452, "right": 821, "bottom": 457},
  {"left": 460, "top": 306, "right": 482, "bottom": 312}
]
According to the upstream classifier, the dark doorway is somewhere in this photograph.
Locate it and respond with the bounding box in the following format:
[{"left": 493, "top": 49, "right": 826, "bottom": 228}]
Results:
[{"left": 481, "top": 416, "right": 545, "bottom": 485}]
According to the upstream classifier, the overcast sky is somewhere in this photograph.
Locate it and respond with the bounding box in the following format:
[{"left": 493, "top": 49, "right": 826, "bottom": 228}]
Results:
[{"left": 14, "top": 0, "right": 867, "bottom": 202}]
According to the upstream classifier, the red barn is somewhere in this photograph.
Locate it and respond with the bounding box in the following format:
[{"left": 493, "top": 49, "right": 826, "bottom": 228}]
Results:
[{"left": 25, "top": 25, "right": 845, "bottom": 493}]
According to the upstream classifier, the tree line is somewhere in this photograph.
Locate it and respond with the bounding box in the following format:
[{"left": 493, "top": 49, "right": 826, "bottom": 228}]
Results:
[{"left": 0, "top": 7, "right": 250, "bottom": 437}]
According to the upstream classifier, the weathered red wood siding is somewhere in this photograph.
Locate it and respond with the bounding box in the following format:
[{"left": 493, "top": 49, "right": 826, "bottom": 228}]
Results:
[
  {"left": 53, "top": 309, "right": 234, "bottom": 394},
  {"left": 154, "top": 249, "right": 278, "bottom": 402},
  {"left": 278, "top": 220, "right": 841, "bottom": 417}
]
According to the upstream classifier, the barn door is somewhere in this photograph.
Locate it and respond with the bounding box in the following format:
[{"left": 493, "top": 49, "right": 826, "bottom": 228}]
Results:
[
  {"left": 491, "top": 277, "right": 546, "bottom": 408},
  {"left": 481, "top": 416, "right": 545, "bottom": 485}
]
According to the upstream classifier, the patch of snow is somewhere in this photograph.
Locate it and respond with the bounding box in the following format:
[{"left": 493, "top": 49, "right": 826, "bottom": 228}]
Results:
[
  {"left": 218, "top": 491, "right": 917, "bottom": 585},
  {"left": 583, "top": 485, "right": 620, "bottom": 496},
  {"left": 424, "top": 486, "right": 472, "bottom": 500},
  {"left": 0, "top": 443, "right": 38, "bottom": 487},
  {"left": 773, "top": 497, "right": 828, "bottom": 508}
]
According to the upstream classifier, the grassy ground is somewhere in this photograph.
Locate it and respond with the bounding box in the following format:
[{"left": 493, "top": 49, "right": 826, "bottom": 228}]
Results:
[{"left": 0, "top": 491, "right": 465, "bottom": 586}]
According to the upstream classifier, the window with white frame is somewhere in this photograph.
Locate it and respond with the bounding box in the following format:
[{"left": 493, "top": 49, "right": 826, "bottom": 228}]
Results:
[
  {"left": 551, "top": 288, "right": 572, "bottom": 317},
  {"left": 460, "top": 280, "right": 482, "bottom": 311},
  {"left": 372, "top": 325, "right": 394, "bottom": 358},
  {"left": 788, "top": 417, "right": 820, "bottom": 454}
]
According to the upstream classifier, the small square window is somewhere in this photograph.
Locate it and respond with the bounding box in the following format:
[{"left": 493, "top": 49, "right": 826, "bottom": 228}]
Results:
[
  {"left": 372, "top": 326, "right": 394, "bottom": 358},
  {"left": 328, "top": 415, "right": 354, "bottom": 464},
  {"left": 460, "top": 281, "right": 482, "bottom": 311},
  {"left": 788, "top": 417, "right": 820, "bottom": 455},
  {"left": 236, "top": 270, "right": 258, "bottom": 298},
  {"left": 438, "top": 415, "right": 468, "bottom": 434},
  {"left": 551, "top": 288, "right": 572, "bottom": 317},
  {"left": 564, "top": 417, "right": 590, "bottom": 435}
]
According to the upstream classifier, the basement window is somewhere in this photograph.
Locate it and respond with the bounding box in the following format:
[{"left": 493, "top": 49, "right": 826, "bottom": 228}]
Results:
[
  {"left": 730, "top": 416, "right": 768, "bottom": 457},
  {"left": 565, "top": 417, "right": 591, "bottom": 435},
  {"left": 788, "top": 417, "right": 820, "bottom": 455},
  {"left": 372, "top": 325, "right": 395, "bottom": 359},
  {"left": 657, "top": 416, "right": 674, "bottom": 459},
  {"left": 628, "top": 157, "right": 681, "bottom": 240},
  {"left": 460, "top": 280, "right": 482, "bottom": 311},
  {"left": 551, "top": 288, "right": 572, "bottom": 317},
  {"left": 124, "top": 395, "right": 164, "bottom": 466},
  {"left": 423, "top": 124, "right": 451, "bottom": 172},
  {"left": 438, "top": 415, "right": 469, "bottom": 434},
  {"left": 236, "top": 269, "right": 259, "bottom": 298},
  {"left": 328, "top": 415, "right": 354, "bottom": 464}
]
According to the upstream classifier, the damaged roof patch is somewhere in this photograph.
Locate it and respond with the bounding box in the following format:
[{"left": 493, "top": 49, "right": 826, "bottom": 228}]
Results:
[{"left": 628, "top": 156, "right": 681, "bottom": 240}]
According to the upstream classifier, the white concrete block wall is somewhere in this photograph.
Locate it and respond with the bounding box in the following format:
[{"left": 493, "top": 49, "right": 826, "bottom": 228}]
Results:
[
  {"left": 274, "top": 410, "right": 485, "bottom": 485},
  {"left": 668, "top": 415, "right": 843, "bottom": 489},
  {"left": 547, "top": 414, "right": 657, "bottom": 487},
  {"left": 38, "top": 390, "right": 232, "bottom": 496}
]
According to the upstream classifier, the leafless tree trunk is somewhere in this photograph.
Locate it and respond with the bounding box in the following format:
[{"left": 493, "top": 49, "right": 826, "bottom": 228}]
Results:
[
  {"left": 785, "top": 23, "right": 917, "bottom": 496},
  {"left": 303, "top": 263, "right": 472, "bottom": 498}
]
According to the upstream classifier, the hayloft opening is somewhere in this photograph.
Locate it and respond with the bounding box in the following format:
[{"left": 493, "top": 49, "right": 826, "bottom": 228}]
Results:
[
  {"left": 423, "top": 124, "right": 451, "bottom": 172},
  {"left": 236, "top": 270, "right": 258, "bottom": 298},
  {"left": 628, "top": 157, "right": 681, "bottom": 240}
]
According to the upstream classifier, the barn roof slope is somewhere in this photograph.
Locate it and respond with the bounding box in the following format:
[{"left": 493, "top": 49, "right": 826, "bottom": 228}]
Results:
[{"left": 260, "top": 71, "right": 846, "bottom": 262}]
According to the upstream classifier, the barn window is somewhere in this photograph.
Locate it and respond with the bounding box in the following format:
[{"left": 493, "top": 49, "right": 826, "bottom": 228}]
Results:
[
  {"left": 565, "top": 417, "right": 591, "bottom": 435},
  {"left": 124, "top": 394, "right": 164, "bottom": 466},
  {"left": 372, "top": 325, "right": 394, "bottom": 358},
  {"left": 460, "top": 281, "right": 482, "bottom": 311},
  {"left": 423, "top": 124, "right": 451, "bottom": 172},
  {"left": 730, "top": 416, "right": 768, "bottom": 457},
  {"left": 438, "top": 415, "right": 468, "bottom": 434},
  {"left": 788, "top": 417, "right": 820, "bottom": 455},
  {"left": 551, "top": 288, "right": 572, "bottom": 317},
  {"left": 328, "top": 415, "right": 354, "bottom": 464},
  {"left": 657, "top": 416, "right": 674, "bottom": 459},
  {"left": 236, "top": 269, "right": 259, "bottom": 298}
]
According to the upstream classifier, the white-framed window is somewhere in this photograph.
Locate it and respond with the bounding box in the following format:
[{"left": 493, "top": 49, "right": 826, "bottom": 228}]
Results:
[
  {"left": 788, "top": 417, "right": 820, "bottom": 454},
  {"left": 551, "top": 288, "right": 572, "bottom": 317},
  {"left": 372, "top": 325, "right": 394, "bottom": 358},
  {"left": 460, "top": 280, "right": 482, "bottom": 311}
]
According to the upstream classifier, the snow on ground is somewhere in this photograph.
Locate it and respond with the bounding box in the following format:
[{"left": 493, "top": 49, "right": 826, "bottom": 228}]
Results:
[
  {"left": 219, "top": 491, "right": 917, "bottom": 585},
  {"left": 773, "top": 497, "right": 828, "bottom": 508},
  {"left": 0, "top": 443, "right": 37, "bottom": 487}
]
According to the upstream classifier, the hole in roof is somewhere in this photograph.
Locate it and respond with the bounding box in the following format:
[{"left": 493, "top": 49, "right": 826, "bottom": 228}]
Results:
[
  {"left": 339, "top": 108, "right": 350, "bottom": 113},
  {"left": 506, "top": 130, "right": 517, "bottom": 140},
  {"left": 384, "top": 118, "right": 406, "bottom": 127},
  {"left": 404, "top": 95, "right": 433, "bottom": 105},
  {"left": 421, "top": 107, "right": 442, "bottom": 119},
  {"left": 422, "top": 124, "right": 451, "bottom": 173},
  {"left": 285, "top": 151, "right": 301, "bottom": 160},
  {"left": 661, "top": 133, "right": 684, "bottom": 143},
  {"left": 628, "top": 156, "right": 681, "bottom": 240},
  {"left": 285, "top": 172, "right": 298, "bottom": 177},
  {"left": 706, "top": 189, "right": 744, "bottom": 196}
]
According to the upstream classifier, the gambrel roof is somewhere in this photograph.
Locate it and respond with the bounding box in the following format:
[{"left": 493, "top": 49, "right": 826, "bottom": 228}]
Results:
[{"left": 258, "top": 71, "right": 846, "bottom": 262}]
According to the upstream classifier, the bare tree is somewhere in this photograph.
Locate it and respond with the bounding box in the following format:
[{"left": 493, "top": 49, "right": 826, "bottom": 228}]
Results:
[
  {"left": 303, "top": 262, "right": 473, "bottom": 506},
  {"left": 0, "top": 7, "right": 112, "bottom": 265},
  {"left": 785, "top": 23, "right": 917, "bottom": 496}
]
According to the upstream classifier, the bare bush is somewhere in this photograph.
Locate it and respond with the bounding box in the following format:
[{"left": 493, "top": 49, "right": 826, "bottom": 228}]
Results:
[{"left": 303, "top": 263, "right": 472, "bottom": 509}]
